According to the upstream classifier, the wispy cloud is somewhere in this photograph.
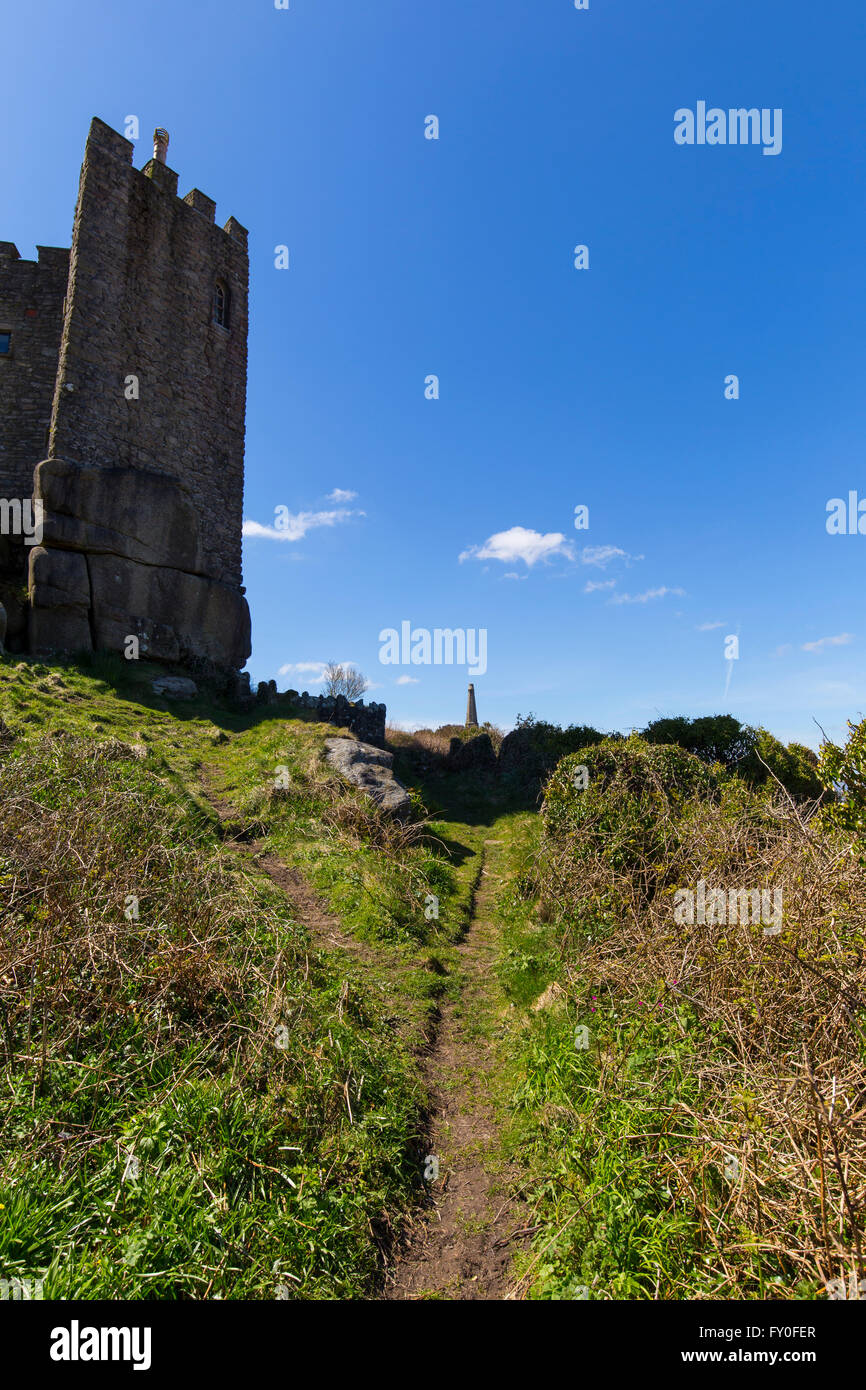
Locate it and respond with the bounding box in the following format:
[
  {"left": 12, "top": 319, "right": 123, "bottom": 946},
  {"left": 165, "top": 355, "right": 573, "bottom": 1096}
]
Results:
[
  {"left": 277, "top": 661, "right": 328, "bottom": 678},
  {"left": 459, "top": 526, "right": 574, "bottom": 568},
  {"left": 584, "top": 578, "right": 616, "bottom": 594},
  {"left": 326, "top": 488, "right": 358, "bottom": 503},
  {"left": 609, "top": 586, "right": 685, "bottom": 605},
  {"left": 243, "top": 507, "right": 363, "bottom": 542},
  {"left": 277, "top": 660, "right": 354, "bottom": 684},
  {"left": 801, "top": 633, "right": 854, "bottom": 653},
  {"left": 458, "top": 527, "right": 649, "bottom": 576},
  {"left": 396, "top": 674, "right": 419, "bottom": 685},
  {"left": 697, "top": 620, "right": 725, "bottom": 631},
  {"left": 579, "top": 545, "right": 643, "bottom": 569}
]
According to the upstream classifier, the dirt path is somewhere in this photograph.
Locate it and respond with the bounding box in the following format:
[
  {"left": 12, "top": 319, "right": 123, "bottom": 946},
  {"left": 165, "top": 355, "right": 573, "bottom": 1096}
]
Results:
[
  {"left": 383, "top": 838, "right": 530, "bottom": 1301},
  {"left": 203, "top": 770, "right": 528, "bottom": 1299},
  {"left": 200, "top": 772, "right": 373, "bottom": 959}
]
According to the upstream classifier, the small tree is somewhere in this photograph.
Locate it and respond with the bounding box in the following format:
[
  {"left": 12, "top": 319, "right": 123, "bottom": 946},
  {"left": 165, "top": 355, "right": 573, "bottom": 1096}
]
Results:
[{"left": 322, "top": 661, "right": 369, "bottom": 701}]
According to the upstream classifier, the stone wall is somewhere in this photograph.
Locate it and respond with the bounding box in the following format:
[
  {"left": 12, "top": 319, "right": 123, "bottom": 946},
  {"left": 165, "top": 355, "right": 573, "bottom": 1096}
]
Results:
[
  {"left": 23, "top": 118, "right": 251, "bottom": 670},
  {"left": 255, "top": 681, "right": 387, "bottom": 747},
  {"left": 0, "top": 243, "right": 70, "bottom": 644}
]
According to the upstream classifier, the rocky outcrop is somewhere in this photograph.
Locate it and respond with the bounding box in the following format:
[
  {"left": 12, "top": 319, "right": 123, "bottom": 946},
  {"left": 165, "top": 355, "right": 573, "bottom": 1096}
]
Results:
[
  {"left": 87, "top": 553, "right": 249, "bottom": 668},
  {"left": 28, "top": 546, "right": 92, "bottom": 653},
  {"left": 34, "top": 459, "right": 206, "bottom": 572},
  {"left": 28, "top": 528, "right": 251, "bottom": 670},
  {"left": 151, "top": 676, "right": 198, "bottom": 701},
  {"left": 324, "top": 737, "right": 411, "bottom": 819}
]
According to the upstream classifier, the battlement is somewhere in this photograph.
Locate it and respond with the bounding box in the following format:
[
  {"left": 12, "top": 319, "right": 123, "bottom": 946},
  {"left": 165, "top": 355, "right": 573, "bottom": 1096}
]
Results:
[
  {"left": 87, "top": 116, "right": 134, "bottom": 163},
  {"left": 0, "top": 243, "right": 70, "bottom": 272},
  {"left": 83, "top": 116, "right": 245, "bottom": 247}
]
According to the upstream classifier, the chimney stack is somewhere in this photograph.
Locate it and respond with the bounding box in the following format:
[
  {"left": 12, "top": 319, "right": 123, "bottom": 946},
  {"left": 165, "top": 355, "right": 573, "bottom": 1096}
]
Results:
[
  {"left": 153, "top": 128, "right": 170, "bottom": 164},
  {"left": 465, "top": 683, "right": 478, "bottom": 728}
]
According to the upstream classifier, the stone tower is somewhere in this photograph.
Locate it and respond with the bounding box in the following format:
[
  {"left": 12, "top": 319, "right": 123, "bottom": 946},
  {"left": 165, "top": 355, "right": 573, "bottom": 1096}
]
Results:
[
  {"left": 0, "top": 117, "right": 251, "bottom": 670},
  {"left": 465, "top": 682, "right": 478, "bottom": 728}
]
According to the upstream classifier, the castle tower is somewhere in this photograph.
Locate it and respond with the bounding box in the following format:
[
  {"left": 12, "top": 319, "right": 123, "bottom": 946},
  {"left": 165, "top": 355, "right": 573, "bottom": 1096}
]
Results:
[
  {"left": 2, "top": 117, "right": 251, "bottom": 670},
  {"left": 465, "top": 682, "right": 478, "bottom": 728}
]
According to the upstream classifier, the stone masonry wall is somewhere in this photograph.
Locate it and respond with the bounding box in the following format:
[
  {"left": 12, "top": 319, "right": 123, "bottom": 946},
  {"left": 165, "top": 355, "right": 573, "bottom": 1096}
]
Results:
[
  {"left": 48, "top": 118, "right": 249, "bottom": 587},
  {"left": 0, "top": 243, "right": 69, "bottom": 502},
  {"left": 23, "top": 118, "right": 251, "bottom": 671},
  {"left": 0, "top": 243, "right": 70, "bottom": 642},
  {"left": 254, "top": 681, "right": 387, "bottom": 748}
]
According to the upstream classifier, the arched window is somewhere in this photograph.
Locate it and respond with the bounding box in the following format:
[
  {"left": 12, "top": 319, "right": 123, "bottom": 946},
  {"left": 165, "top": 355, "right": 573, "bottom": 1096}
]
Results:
[{"left": 213, "top": 281, "right": 230, "bottom": 330}]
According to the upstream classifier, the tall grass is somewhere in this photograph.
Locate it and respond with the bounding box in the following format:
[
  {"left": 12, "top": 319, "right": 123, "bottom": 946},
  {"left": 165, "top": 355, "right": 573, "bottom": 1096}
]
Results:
[
  {"left": 0, "top": 730, "right": 428, "bottom": 1298},
  {"left": 504, "top": 738, "right": 866, "bottom": 1299}
]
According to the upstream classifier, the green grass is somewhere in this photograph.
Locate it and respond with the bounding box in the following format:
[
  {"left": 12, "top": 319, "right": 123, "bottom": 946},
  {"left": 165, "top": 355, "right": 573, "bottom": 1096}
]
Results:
[
  {"left": 0, "top": 653, "right": 465, "bottom": 1299},
  {"left": 2, "top": 655, "right": 854, "bottom": 1301}
]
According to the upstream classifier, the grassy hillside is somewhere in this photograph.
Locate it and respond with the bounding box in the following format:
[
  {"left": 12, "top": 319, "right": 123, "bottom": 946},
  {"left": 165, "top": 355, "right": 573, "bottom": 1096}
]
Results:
[
  {"left": 2, "top": 656, "right": 863, "bottom": 1301},
  {"left": 0, "top": 655, "right": 469, "bottom": 1299}
]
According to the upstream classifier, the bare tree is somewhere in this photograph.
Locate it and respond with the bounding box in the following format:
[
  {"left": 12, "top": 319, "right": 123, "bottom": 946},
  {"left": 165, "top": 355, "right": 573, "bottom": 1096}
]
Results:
[{"left": 322, "top": 661, "right": 369, "bottom": 701}]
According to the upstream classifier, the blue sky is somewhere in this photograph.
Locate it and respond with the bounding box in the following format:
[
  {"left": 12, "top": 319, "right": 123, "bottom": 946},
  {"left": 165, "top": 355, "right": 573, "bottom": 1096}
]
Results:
[{"left": 4, "top": 0, "right": 865, "bottom": 746}]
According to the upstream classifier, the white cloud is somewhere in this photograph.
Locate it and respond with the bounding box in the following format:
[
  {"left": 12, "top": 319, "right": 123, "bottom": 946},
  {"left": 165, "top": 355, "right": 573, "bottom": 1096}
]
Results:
[
  {"left": 243, "top": 507, "right": 363, "bottom": 542},
  {"left": 609, "top": 586, "right": 685, "bottom": 605},
  {"left": 801, "top": 633, "right": 854, "bottom": 653},
  {"left": 326, "top": 488, "right": 358, "bottom": 503},
  {"left": 697, "top": 620, "right": 726, "bottom": 631},
  {"left": 277, "top": 660, "right": 356, "bottom": 684},
  {"left": 579, "top": 545, "right": 644, "bottom": 568},
  {"left": 503, "top": 571, "right": 529, "bottom": 582},
  {"left": 396, "top": 675, "right": 419, "bottom": 685},
  {"left": 278, "top": 661, "right": 327, "bottom": 677},
  {"left": 584, "top": 578, "right": 616, "bottom": 594},
  {"left": 278, "top": 663, "right": 327, "bottom": 684},
  {"left": 459, "top": 526, "right": 575, "bottom": 568}
]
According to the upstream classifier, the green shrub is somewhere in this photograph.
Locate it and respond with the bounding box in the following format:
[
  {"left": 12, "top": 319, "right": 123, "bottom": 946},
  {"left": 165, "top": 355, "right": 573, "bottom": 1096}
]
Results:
[
  {"left": 738, "top": 729, "right": 823, "bottom": 800},
  {"left": 642, "top": 714, "right": 823, "bottom": 801},
  {"left": 499, "top": 714, "right": 606, "bottom": 797},
  {"left": 542, "top": 735, "right": 716, "bottom": 879},
  {"left": 641, "top": 714, "right": 753, "bottom": 770},
  {"left": 819, "top": 717, "right": 866, "bottom": 850}
]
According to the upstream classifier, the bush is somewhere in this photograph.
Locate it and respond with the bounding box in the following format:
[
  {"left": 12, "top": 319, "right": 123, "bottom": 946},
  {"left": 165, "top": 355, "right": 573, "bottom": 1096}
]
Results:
[
  {"left": 642, "top": 714, "right": 823, "bottom": 801},
  {"left": 819, "top": 717, "right": 866, "bottom": 850},
  {"left": 528, "top": 729, "right": 866, "bottom": 1297},
  {"left": 542, "top": 735, "right": 716, "bottom": 886},
  {"left": 499, "top": 714, "right": 606, "bottom": 797},
  {"left": 641, "top": 714, "right": 754, "bottom": 770},
  {"left": 739, "top": 729, "right": 824, "bottom": 800}
]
